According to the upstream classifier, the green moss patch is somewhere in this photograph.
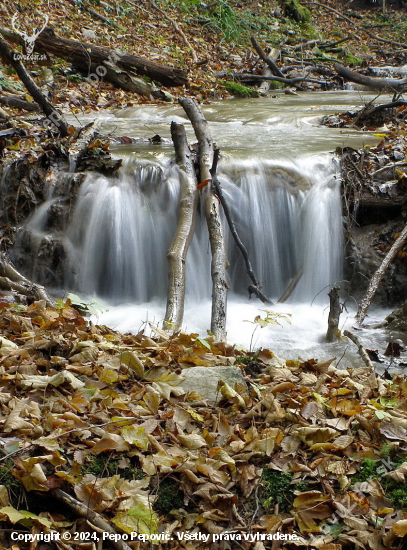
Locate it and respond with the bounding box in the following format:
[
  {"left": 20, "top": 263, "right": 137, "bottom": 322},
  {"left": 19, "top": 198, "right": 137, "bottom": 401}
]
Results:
[
  {"left": 261, "top": 470, "right": 294, "bottom": 513},
  {"left": 153, "top": 478, "right": 185, "bottom": 514},
  {"left": 223, "top": 81, "right": 259, "bottom": 98}
]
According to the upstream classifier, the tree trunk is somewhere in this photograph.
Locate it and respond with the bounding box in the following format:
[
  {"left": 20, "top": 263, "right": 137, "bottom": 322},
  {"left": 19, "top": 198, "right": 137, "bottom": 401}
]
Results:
[
  {"left": 356, "top": 222, "right": 407, "bottom": 325},
  {"left": 163, "top": 122, "right": 198, "bottom": 333},
  {"left": 326, "top": 286, "right": 341, "bottom": 342},
  {"left": 205, "top": 195, "right": 229, "bottom": 341},
  {"left": 179, "top": 98, "right": 228, "bottom": 341},
  {"left": 0, "top": 34, "right": 69, "bottom": 135}
]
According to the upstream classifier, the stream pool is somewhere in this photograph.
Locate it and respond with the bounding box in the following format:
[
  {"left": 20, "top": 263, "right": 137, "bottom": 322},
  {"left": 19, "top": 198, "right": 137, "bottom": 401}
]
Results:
[{"left": 50, "top": 92, "right": 407, "bottom": 368}]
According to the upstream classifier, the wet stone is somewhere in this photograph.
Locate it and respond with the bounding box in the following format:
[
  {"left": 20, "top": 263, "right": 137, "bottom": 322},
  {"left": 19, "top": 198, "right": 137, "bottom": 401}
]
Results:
[{"left": 179, "top": 366, "right": 247, "bottom": 405}]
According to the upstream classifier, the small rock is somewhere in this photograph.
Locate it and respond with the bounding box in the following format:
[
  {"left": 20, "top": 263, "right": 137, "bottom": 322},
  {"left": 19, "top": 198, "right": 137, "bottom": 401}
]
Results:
[
  {"left": 391, "top": 150, "right": 404, "bottom": 161},
  {"left": 179, "top": 366, "right": 246, "bottom": 405},
  {"left": 82, "top": 28, "right": 97, "bottom": 39}
]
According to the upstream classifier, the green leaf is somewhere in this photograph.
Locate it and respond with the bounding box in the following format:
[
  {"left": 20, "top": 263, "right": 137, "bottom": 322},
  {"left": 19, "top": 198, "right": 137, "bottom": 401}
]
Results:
[
  {"left": 379, "top": 396, "right": 399, "bottom": 409},
  {"left": 375, "top": 410, "right": 390, "bottom": 420},
  {"left": 112, "top": 504, "right": 158, "bottom": 536},
  {"left": 0, "top": 506, "right": 25, "bottom": 524},
  {"left": 197, "top": 337, "right": 211, "bottom": 350}
]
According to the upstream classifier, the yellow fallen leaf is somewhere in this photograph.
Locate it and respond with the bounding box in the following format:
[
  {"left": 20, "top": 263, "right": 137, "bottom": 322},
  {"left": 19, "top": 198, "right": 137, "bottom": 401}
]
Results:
[{"left": 393, "top": 519, "right": 407, "bottom": 536}]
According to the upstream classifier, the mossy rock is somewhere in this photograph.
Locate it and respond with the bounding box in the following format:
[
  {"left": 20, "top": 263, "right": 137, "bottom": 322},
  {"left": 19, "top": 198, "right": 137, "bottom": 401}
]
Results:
[
  {"left": 343, "top": 54, "right": 363, "bottom": 66},
  {"left": 280, "top": 0, "right": 311, "bottom": 23},
  {"left": 223, "top": 81, "right": 259, "bottom": 98}
]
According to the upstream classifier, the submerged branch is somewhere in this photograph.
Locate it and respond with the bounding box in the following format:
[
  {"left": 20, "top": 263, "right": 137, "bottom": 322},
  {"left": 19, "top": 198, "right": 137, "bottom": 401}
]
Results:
[
  {"left": 344, "top": 330, "right": 374, "bottom": 369},
  {"left": 278, "top": 266, "right": 304, "bottom": 303},
  {"left": 210, "top": 149, "right": 272, "bottom": 305},
  {"left": 356, "top": 223, "right": 407, "bottom": 325}
]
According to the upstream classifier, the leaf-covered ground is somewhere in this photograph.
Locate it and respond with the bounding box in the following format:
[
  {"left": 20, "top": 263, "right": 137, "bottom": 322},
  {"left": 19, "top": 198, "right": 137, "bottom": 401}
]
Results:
[
  {"left": 1, "top": 300, "right": 407, "bottom": 549},
  {"left": 0, "top": 0, "right": 407, "bottom": 116}
]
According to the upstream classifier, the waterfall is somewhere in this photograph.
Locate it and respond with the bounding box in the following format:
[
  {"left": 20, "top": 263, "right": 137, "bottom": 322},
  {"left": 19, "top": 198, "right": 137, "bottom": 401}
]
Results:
[{"left": 60, "top": 153, "right": 343, "bottom": 305}]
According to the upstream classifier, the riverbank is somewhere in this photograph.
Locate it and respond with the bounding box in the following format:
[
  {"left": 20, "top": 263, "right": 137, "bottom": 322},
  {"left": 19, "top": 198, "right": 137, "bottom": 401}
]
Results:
[{"left": 0, "top": 300, "right": 407, "bottom": 549}]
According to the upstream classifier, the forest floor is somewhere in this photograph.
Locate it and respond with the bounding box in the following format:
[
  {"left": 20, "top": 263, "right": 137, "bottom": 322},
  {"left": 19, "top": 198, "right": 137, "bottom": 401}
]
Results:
[
  {"left": 1, "top": 300, "right": 407, "bottom": 550},
  {"left": 0, "top": 0, "right": 407, "bottom": 124},
  {"left": 1, "top": 1, "right": 407, "bottom": 549}
]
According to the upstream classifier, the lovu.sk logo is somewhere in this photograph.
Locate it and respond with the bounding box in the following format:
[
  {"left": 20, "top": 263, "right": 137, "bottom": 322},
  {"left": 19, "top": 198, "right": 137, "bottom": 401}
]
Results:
[{"left": 11, "top": 12, "right": 48, "bottom": 61}]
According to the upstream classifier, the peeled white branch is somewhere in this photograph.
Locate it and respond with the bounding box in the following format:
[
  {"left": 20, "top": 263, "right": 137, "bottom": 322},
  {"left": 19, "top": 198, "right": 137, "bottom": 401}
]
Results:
[
  {"left": 164, "top": 122, "right": 198, "bottom": 332},
  {"left": 179, "top": 97, "right": 228, "bottom": 341},
  {"left": 344, "top": 330, "right": 374, "bottom": 370}
]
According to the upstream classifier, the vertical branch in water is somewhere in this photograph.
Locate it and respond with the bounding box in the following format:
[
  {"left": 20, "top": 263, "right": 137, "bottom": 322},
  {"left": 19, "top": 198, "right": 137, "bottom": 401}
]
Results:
[
  {"left": 326, "top": 285, "right": 341, "bottom": 342},
  {"left": 163, "top": 122, "right": 198, "bottom": 333},
  {"left": 179, "top": 97, "right": 228, "bottom": 341}
]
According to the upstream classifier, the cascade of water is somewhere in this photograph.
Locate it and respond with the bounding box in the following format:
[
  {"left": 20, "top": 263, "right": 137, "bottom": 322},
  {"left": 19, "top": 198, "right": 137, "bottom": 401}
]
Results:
[
  {"left": 63, "top": 153, "right": 342, "bottom": 304},
  {"left": 66, "top": 159, "right": 211, "bottom": 302}
]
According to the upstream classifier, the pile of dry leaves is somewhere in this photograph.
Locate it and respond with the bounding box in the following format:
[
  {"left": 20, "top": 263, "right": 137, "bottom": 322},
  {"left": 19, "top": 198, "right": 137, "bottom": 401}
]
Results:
[{"left": 1, "top": 300, "right": 407, "bottom": 549}]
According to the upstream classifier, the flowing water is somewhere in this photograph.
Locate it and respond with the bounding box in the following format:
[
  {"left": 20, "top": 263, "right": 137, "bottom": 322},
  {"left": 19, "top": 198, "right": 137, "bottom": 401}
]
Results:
[{"left": 11, "top": 91, "right": 405, "bottom": 369}]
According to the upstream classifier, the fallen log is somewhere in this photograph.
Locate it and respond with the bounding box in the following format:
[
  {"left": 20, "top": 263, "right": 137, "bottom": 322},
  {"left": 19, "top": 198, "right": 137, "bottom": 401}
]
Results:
[
  {"left": 0, "top": 94, "right": 40, "bottom": 112},
  {"left": 334, "top": 63, "right": 407, "bottom": 92},
  {"left": 73, "top": 61, "right": 154, "bottom": 97},
  {"left": 179, "top": 98, "right": 228, "bottom": 341},
  {"left": 0, "top": 27, "right": 187, "bottom": 88},
  {"left": 356, "top": 222, "right": 407, "bottom": 325},
  {"left": 164, "top": 122, "right": 198, "bottom": 333},
  {"left": 0, "top": 34, "right": 69, "bottom": 135}
]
